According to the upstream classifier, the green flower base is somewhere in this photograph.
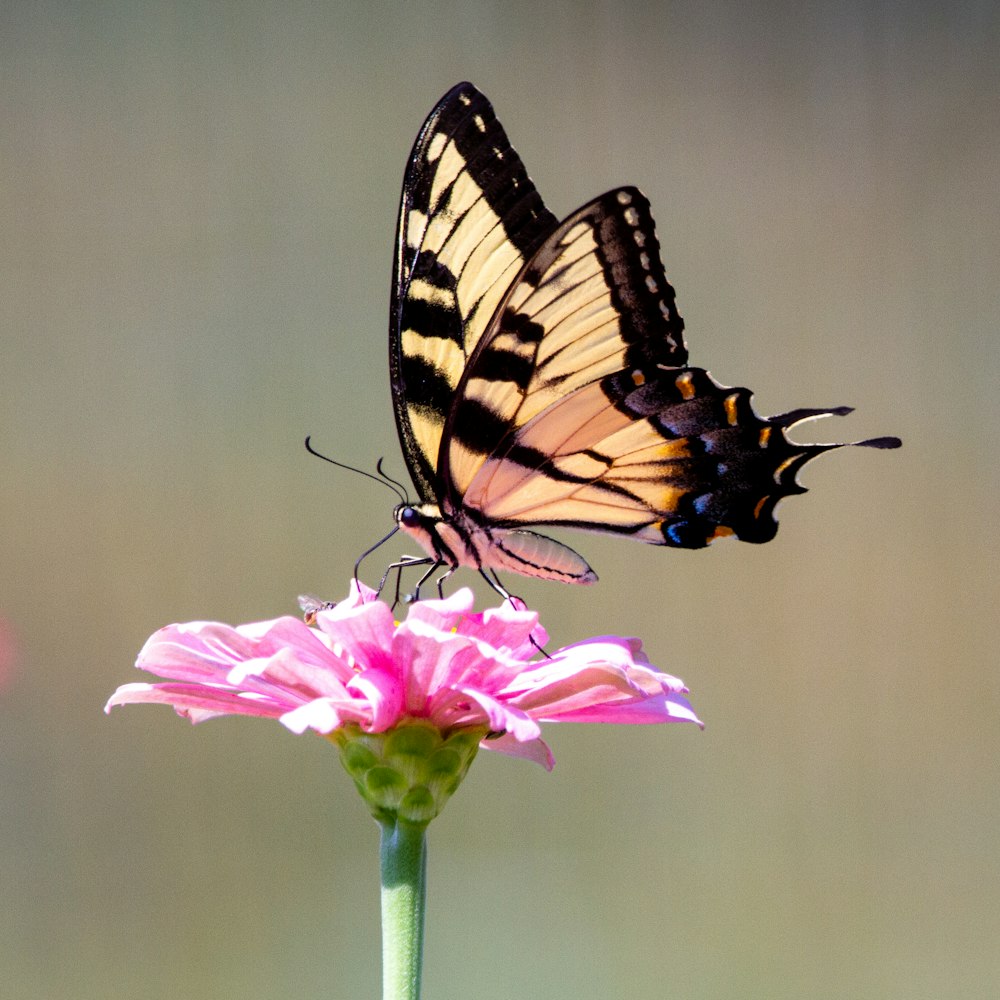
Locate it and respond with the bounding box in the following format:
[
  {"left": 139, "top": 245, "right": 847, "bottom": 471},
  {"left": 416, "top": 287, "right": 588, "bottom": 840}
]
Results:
[{"left": 332, "top": 720, "right": 487, "bottom": 824}]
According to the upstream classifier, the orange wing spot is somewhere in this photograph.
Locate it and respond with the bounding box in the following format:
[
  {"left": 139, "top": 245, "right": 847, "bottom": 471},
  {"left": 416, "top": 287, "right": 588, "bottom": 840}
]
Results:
[
  {"left": 759, "top": 426, "right": 772, "bottom": 447},
  {"left": 724, "top": 394, "right": 740, "bottom": 426},
  {"left": 631, "top": 369, "right": 646, "bottom": 387},
  {"left": 774, "top": 457, "right": 798, "bottom": 480},
  {"left": 752, "top": 496, "right": 770, "bottom": 519},
  {"left": 712, "top": 525, "right": 735, "bottom": 539},
  {"left": 675, "top": 372, "right": 695, "bottom": 399}
]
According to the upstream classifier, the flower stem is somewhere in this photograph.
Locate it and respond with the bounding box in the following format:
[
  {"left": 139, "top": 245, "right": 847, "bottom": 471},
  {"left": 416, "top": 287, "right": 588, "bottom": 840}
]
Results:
[{"left": 379, "top": 818, "right": 428, "bottom": 1000}]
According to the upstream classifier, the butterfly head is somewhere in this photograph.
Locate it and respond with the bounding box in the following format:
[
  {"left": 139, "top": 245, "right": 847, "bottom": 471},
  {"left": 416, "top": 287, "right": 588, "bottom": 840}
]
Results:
[
  {"left": 395, "top": 502, "right": 439, "bottom": 527},
  {"left": 394, "top": 502, "right": 446, "bottom": 557}
]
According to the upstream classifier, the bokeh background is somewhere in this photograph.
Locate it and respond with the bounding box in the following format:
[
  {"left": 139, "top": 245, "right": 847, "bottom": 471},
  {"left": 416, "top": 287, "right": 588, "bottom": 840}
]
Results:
[{"left": 3, "top": 2, "right": 997, "bottom": 998}]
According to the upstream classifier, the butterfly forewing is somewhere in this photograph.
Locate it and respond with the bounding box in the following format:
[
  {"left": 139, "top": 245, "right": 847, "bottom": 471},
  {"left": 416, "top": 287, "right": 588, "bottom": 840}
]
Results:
[{"left": 391, "top": 83, "right": 557, "bottom": 501}]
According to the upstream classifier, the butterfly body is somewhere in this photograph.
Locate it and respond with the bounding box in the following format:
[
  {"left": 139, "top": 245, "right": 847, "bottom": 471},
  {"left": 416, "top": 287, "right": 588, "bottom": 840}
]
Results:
[
  {"left": 395, "top": 501, "right": 597, "bottom": 584},
  {"left": 387, "top": 83, "right": 900, "bottom": 585}
]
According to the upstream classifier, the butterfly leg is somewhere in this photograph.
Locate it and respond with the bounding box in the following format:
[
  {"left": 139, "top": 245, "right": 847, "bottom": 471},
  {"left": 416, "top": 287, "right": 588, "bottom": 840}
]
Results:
[
  {"left": 479, "top": 570, "right": 549, "bottom": 656},
  {"left": 376, "top": 555, "right": 434, "bottom": 608},
  {"left": 480, "top": 568, "right": 513, "bottom": 603},
  {"left": 483, "top": 568, "right": 532, "bottom": 611},
  {"left": 409, "top": 559, "right": 445, "bottom": 602},
  {"left": 434, "top": 564, "right": 458, "bottom": 599}
]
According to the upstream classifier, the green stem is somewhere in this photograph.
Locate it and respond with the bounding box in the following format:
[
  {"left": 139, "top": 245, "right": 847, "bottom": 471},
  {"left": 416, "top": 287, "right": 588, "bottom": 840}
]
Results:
[{"left": 379, "top": 818, "right": 428, "bottom": 1000}]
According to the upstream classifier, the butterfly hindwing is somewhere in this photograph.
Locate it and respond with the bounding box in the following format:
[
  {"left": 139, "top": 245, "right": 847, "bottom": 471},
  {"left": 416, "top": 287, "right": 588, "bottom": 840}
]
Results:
[
  {"left": 440, "top": 187, "right": 688, "bottom": 500},
  {"left": 462, "top": 366, "right": 860, "bottom": 548},
  {"left": 390, "top": 83, "right": 557, "bottom": 502}
]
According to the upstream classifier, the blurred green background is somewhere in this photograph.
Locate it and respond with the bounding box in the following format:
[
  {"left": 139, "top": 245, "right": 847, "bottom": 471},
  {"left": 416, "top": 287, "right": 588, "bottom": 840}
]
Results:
[{"left": 2, "top": 2, "right": 997, "bottom": 998}]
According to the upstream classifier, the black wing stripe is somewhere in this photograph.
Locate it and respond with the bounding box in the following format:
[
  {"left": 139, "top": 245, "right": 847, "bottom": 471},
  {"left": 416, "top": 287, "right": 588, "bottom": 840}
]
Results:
[
  {"left": 397, "top": 352, "right": 457, "bottom": 419},
  {"left": 399, "top": 287, "right": 461, "bottom": 346},
  {"left": 468, "top": 345, "right": 535, "bottom": 391},
  {"left": 501, "top": 308, "right": 546, "bottom": 344},
  {"left": 450, "top": 396, "right": 512, "bottom": 457}
]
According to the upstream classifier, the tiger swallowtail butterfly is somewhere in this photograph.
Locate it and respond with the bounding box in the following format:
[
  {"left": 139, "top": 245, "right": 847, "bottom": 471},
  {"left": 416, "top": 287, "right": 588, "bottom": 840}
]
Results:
[{"left": 385, "top": 82, "right": 900, "bottom": 589}]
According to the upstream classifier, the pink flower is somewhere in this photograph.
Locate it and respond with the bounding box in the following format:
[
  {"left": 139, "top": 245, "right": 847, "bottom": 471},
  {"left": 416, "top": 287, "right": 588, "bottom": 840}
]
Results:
[{"left": 106, "top": 582, "right": 701, "bottom": 770}]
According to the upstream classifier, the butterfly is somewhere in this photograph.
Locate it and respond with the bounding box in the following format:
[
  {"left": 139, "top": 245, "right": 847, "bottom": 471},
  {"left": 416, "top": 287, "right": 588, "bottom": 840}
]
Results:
[{"left": 386, "top": 82, "right": 900, "bottom": 591}]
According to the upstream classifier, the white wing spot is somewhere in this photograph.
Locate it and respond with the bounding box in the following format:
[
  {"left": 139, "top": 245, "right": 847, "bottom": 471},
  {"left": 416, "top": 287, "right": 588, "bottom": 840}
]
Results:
[
  {"left": 624, "top": 207, "right": 640, "bottom": 226},
  {"left": 617, "top": 190, "right": 633, "bottom": 205},
  {"left": 473, "top": 114, "right": 486, "bottom": 132},
  {"left": 633, "top": 230, "right": 646, "bottom": 247},
  {"left": 459, "top": 93, "right": 471, "bottom": 106},
  {"left": 427, "top": 132, "right": 447, "bottom": 162},
  {"left": 645, "top": 275, "right": 658, "bottom": 293},
  {"left": 659, "top": 300, "right": 671, "bottom": 316},
  {"left": 406, "top": 209, "right": 429, "bottom": 247},
  {"left": 639, "top": 252, "right": 650, "bottom": 270}
]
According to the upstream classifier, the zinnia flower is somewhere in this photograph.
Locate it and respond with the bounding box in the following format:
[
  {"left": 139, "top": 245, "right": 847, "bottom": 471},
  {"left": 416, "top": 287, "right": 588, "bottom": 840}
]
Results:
[{"left": 107, "top": 581, "right": 700, "bottom": 820}]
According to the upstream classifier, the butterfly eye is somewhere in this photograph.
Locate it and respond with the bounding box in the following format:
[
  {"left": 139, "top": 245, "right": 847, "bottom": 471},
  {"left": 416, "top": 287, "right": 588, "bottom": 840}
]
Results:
[{"left": 399, "top": 506, "right": 422, "bottom": 528}]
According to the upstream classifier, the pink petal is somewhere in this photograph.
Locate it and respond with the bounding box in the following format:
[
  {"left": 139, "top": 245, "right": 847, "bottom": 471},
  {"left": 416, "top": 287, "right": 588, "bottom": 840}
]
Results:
[
  {"left": 547, "top": 691, "right": 703, "bottom": 726},
  {"left": 392, "top": 622, "right": 481, "bottom": 715},
  {"left": 346, "top": 667, "right": 404, "bottom": 732},
  {"left": 227, "top": 643, "right": 353, "bottom": 701},
  {"left": 401, "top": 587, "right": 476, "bottom": 632},
  {"left": 457, "top": 601, "right": 546, "bottom": 656},
  {"left": 105, "top": 682, "right": 285, "bottom": 723},
  {"left": 137, "top": 617, "right": 343, "bottom": 684},
  {"left": 313, "top": 598, "right": 398, "bottom": 674},
  {"left": 453, "top": 685, "right": 542, "bottom": 743},
  {"left": 481, "top": 731, "right": 555, "bottom": 770},
  {"left": 279, "top": 695, "right": 374, "bottom": 734}
]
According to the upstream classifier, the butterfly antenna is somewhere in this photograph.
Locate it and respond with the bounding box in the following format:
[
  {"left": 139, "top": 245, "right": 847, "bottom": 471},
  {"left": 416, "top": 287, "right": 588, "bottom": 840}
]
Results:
[
  {"left": 304, "top": 436, "right": 407, "bottom": 503},
  {"left": 375, "top": 458, "right": 411, "bottom": 500}
]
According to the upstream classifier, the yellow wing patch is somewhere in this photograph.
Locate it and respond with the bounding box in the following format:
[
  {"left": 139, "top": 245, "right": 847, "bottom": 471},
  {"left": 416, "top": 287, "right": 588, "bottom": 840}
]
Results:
[{"left": 463, "top": 381, "right": 691, "bottom": 529}]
